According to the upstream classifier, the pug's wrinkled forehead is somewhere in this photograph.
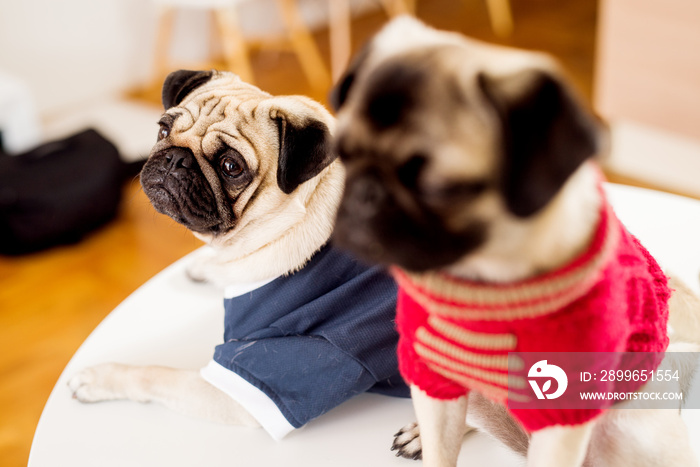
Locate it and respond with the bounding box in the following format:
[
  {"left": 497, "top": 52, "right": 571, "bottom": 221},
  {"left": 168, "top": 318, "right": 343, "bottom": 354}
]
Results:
[
  {"left": 159, "top": 71, "right": 272, "bottom": 167},
  {"left": 331, "top": 18, "right": 556, "bottom": 184},
  {"left": 332, "top": 15, "right": 557, "bottom": 112}
]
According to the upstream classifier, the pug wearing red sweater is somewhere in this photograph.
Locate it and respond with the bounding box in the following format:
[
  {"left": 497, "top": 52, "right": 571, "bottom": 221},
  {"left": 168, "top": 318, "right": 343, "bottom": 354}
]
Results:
[{"left": 331, "top": 17, "right": 700, "bottom": 467}]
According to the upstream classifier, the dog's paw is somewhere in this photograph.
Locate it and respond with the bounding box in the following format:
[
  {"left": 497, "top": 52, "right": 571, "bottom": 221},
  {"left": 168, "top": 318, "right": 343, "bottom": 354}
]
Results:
[
  {"left": 391, "top": 422, "right": 422, "bottom": 460},
  {"left": 68, "top": 363, "right": 134, "bottom": 403}
]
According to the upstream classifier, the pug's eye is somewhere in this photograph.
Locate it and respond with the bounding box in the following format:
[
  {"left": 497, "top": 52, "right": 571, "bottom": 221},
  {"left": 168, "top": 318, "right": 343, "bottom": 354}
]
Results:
[
  {"left": 157, "top": 126, "right": 169, "bottom": 141},
  {"left": 220, "top": 156, "right": 244, "bottom": 178}
]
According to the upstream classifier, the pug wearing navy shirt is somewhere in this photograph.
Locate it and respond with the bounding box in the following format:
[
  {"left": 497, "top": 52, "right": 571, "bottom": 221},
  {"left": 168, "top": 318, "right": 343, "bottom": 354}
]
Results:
[{"left": 68, "top": 70, "right": 409, "bottom": 439}]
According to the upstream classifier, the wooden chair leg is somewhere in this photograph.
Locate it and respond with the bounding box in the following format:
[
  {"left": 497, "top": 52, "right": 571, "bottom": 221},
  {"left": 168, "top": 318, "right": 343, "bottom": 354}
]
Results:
[
  {"left": 214, "top": 7, "right": 254, "bottom": 83},
  {"left": 276, "top": 0, "right": 331, "bottom": 93},
  {"left": 153, "top": 6, "right": 176, "bottom": 84},
  {"left": 485, "top": 0, "right": 514, "bottom": 37},
  {"left": 329, "top": 0, "right": 351, "bottom": 82},
  {"left": 208, "top": 10, "right": 221, "bottom": 64},
  {"left": 328, "top": 0, "right": 414, "bottom": 82},
  {"left": 378, "top": 0, "right": 415, "bottom": 17}
]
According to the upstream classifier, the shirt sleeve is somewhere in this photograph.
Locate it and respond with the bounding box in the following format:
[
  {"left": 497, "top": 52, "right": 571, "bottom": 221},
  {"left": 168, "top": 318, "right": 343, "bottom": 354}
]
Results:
[
  {"left": 200, "top": 360, "right": 295, "bottom": 440},
  {"left": 203, "top": 335, "right": 380, "bottom": 439}
]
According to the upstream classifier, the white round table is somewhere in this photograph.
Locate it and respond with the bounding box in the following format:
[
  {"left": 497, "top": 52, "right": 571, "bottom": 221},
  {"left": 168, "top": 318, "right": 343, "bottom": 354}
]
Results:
[{"left": 29, "top": 184, "right": 700, "bottom": 466}]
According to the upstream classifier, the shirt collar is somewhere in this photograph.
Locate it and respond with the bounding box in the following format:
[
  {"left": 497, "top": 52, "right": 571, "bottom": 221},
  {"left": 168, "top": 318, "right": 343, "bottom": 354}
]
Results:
[{"left": 224, "top": 277, "right": 278, "bottom": 299}]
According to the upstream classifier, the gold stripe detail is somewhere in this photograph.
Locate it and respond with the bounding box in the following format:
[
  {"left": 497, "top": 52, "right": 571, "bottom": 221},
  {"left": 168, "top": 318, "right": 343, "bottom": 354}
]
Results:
[
  {"left": 506, "top": 390, "right": 532, "bottom": 403},
  {"left": 427, "top": 316, "right": 517, "bottom": 351},
  {"left": 415, "top": 341, "right": 518, "bottom": 388},
  {"left": 407, "top": 283, "right": 594, "bottom": 320},
  {"left": 416, "top": 328, "right": 512, "bottom": 371},
  {"left": 427, "top": 363, "right": 531, "bottom": 403},
  {"left": 403, "top": 250, "right": 600, "bottom": 304}
]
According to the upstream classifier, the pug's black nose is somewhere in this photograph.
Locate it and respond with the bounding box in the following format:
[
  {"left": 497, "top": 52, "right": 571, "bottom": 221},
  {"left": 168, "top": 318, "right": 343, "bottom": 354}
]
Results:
[{"left": 165, "top": 147, "right": 195, "bottom": 171}]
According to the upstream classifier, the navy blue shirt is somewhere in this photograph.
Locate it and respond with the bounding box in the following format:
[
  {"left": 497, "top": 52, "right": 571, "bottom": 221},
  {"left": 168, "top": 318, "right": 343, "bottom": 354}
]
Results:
[{"left": 212, "top": 245, "right": 409, "bottom": 430}]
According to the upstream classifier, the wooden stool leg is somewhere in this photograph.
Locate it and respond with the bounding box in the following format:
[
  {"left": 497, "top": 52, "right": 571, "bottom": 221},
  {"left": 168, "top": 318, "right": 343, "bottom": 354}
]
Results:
[
  {"left": 276, "top": 0, "right": 331, "bottom": 93},
  {"left": 330, "top": 0, "right": 416, "bottom": 82},
  {"left": 378, "top": 0, "right": 415, "bottom": 17},
  {"left": 153, "top": 6, "right": 176, "bottom": 84},
  {"left": 329, "top": 0, "right": 351, "bottom": 82},
  {"left": 485, "top": 0, "right": 514, "bottom": 37},
  {"left": 214, "top": 7, "right": 254, "bottom": 83},
  {"left": 208, "top": 10, "right": 221, "bottom": 64}
]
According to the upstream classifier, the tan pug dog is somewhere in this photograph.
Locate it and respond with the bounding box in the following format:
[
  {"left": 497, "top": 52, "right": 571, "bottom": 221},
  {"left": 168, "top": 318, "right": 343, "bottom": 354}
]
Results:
[
  {"left": 331, "top": 17, "right": 700, "bottom": 467},
  {"left": 67, "top": 70, "right": 410, "bottom": 437},
  {"left": 67, "top": 70, "right": 342, "bottom": 426}
]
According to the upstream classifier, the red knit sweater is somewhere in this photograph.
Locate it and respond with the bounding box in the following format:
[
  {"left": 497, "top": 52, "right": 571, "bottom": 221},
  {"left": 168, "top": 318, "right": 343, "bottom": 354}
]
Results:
[{"left": 392, "top": 199, "right": 670, "bottom": 431}]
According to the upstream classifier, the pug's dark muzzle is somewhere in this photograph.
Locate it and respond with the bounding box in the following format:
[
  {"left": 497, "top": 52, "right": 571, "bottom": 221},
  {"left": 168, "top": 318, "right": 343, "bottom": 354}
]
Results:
[
  {"left": 334, "top": 168, "right": 487, "bottom": 272},
  {"left": 140, "top": 147, "right": 224, "bottom": 234}
]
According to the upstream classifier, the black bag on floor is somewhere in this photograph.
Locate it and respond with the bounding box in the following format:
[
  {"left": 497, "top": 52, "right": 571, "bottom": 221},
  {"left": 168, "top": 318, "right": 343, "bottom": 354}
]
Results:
[{"left": 0, "top": 128, "right": 138, "bottom": 255}]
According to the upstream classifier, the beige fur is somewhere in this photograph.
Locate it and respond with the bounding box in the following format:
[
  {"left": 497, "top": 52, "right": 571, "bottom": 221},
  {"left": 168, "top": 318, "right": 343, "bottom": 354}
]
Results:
[{"left": 446, "top": 162, "right": 602, "bottom": 283}]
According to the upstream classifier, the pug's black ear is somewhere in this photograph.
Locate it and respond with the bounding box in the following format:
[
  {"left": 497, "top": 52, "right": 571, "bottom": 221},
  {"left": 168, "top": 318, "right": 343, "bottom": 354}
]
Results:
[
  {"left": 271, "top": 101, "right": 336, "bottom": 194},
  {"left": 162, "top": 70, "right": 214, "bottom": 110},
  {"left": 329, "top": 44, "right": 372, "bottom": 112},
  {"left": 479, "top": 68, "right": 603, "bottom": 217}
]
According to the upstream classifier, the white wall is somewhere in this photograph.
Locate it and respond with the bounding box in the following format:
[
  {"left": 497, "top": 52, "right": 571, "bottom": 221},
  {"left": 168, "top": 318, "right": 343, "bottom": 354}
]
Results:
[
  {"left": 1, "top": 0, "right": 154, "bottom": 114},
  {"left": 595, "top": 0, "right": 700, "bottom": 198},
  {"left": 0, "top": 0, "right": 377, "bottom": 116}
]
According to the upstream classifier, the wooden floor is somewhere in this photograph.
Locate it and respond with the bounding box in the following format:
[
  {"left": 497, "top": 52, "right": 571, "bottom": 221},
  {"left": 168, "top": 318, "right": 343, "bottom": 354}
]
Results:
[{"left": 1, "top": 1, "right": 603, "bottom": 465}]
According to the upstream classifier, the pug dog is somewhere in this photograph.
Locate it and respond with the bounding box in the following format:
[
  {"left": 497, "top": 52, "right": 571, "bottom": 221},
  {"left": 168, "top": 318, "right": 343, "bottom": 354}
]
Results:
[
  {"left": 68, "top": 70, "right": 409, "bottom": 440},
  {"left": 331, "top": 17, "right": 700, "bottom": 467}
]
